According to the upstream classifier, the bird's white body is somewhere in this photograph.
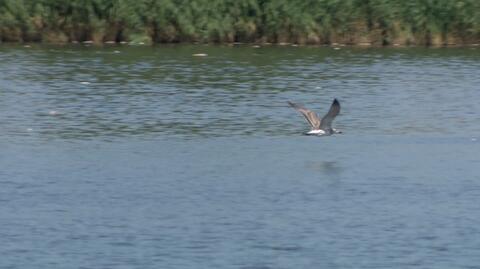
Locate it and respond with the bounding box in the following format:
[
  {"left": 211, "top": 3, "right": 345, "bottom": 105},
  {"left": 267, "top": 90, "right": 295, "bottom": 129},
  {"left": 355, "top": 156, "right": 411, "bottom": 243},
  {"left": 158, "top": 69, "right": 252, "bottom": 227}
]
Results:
[
  {"left": 306, "top": 129, "right": 326, "bottom": 135},
  {"left": 306, "top": 128, "right": 341, "bottom": 136}
]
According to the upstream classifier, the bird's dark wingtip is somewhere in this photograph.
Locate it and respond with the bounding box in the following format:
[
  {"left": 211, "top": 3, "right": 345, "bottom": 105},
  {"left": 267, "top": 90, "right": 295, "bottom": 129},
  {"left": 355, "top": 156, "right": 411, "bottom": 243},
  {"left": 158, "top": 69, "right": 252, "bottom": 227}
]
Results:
[{"left": 333, "top": 98, "right": 339, "bottom": 105}]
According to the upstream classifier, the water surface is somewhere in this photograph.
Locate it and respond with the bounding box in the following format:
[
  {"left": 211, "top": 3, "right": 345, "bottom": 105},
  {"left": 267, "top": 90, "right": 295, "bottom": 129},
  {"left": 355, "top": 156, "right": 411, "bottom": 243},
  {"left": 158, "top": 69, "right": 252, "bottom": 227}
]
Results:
[{"left": 1, "top": 44, "right": 480, "bottom": 268}]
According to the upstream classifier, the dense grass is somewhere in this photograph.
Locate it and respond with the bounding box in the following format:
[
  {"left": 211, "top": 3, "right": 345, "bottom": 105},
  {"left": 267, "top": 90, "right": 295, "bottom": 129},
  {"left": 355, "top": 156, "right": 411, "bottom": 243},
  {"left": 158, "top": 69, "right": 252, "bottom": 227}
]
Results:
[{"left": 1, "top": 0, "right": 479, "bottom": 45}]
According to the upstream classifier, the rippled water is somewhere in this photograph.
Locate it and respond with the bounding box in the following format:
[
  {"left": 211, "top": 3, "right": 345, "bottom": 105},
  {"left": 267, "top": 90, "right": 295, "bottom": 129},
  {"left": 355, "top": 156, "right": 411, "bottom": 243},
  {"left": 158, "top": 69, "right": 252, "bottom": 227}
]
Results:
[{"left": 1, "top": 44, "right": 480, "bottom": 268}]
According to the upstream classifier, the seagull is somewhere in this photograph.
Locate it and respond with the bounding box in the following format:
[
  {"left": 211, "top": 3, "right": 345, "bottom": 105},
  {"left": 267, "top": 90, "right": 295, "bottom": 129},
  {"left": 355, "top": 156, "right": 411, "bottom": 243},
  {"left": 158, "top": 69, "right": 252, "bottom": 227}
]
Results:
[{"left": 288, "top": 99, "right": 341, "bottom": 136}]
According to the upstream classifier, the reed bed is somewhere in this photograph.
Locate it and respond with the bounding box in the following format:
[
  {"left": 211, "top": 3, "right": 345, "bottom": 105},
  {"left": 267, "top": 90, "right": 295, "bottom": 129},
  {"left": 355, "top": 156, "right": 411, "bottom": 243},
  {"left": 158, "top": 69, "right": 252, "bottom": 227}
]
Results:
[{"left": 1, "top": 0, "right": 479, "bottom": 45}]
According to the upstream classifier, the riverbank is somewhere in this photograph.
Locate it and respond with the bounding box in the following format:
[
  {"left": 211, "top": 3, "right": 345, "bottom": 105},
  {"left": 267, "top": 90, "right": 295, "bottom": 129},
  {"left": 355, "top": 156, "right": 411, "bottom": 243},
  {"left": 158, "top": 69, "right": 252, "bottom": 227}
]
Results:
[{"left": 1, "top": 0, "right": 479, "bottom": 46}]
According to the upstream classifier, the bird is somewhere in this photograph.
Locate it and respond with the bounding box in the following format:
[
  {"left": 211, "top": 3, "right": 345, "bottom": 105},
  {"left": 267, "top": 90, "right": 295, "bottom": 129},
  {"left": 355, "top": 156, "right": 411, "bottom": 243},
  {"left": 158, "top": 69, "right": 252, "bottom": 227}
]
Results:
[{"left": 288, "top": 98, "right": 341, "bottom": 136}]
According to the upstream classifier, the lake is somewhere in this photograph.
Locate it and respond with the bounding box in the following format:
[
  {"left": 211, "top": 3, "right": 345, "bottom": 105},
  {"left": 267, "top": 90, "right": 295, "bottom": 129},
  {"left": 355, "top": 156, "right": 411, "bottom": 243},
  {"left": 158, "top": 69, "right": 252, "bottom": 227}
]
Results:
[{"left": 1, "top": 44, "right": 480, "bottom": 268}]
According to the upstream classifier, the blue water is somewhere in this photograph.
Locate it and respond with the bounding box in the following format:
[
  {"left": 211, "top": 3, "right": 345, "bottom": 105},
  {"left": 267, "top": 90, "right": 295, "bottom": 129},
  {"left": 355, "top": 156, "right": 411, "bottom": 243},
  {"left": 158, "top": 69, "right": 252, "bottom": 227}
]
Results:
[{"left": 1, "top": 44, "right": 480, "bottom": 268}]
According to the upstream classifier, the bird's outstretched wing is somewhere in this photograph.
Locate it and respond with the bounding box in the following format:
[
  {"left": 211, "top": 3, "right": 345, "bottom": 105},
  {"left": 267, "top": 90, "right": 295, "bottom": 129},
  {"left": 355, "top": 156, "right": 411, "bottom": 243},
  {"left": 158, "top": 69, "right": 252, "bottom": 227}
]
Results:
[
  {"left": 319, "top": 99, "right": 340, "bottom": 131},
  {"left": 288, "top": 101, "right": 321, "bottom": 130}
]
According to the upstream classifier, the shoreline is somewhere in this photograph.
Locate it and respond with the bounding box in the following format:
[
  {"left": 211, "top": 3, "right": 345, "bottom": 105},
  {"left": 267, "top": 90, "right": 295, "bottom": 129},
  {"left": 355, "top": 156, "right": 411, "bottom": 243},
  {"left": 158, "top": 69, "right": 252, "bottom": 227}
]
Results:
[{"left": 1, "top": 41, "right": 479, "bottom": 48}]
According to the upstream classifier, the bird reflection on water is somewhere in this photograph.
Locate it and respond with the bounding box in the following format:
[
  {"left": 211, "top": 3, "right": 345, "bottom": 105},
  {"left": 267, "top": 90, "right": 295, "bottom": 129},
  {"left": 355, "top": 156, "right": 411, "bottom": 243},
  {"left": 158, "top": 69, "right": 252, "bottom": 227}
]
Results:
[{"left": 306, "top": 161, "right": 343, "bottom": 176}]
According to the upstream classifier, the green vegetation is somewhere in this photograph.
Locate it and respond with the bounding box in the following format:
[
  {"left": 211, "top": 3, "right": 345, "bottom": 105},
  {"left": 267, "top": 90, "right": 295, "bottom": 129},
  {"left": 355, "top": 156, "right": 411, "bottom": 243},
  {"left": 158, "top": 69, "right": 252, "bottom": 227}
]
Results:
[{"left": 1, "top": 0, "right": 479, "bottom": 45}]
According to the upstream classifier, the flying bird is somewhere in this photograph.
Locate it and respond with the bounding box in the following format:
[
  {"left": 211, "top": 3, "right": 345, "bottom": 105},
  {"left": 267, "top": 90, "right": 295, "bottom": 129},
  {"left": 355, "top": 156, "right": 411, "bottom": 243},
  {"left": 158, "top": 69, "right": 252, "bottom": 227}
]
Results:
[{"left": 288, "top": 98, "right": 341, "bottom": 136}]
